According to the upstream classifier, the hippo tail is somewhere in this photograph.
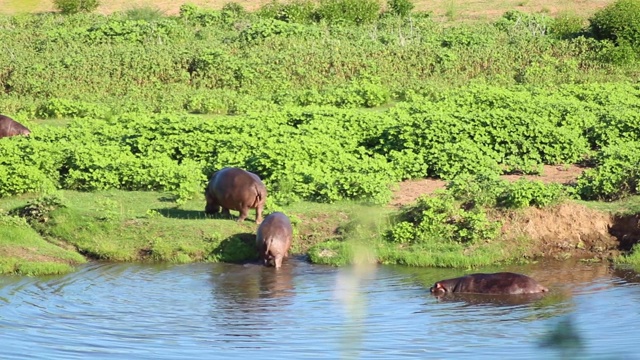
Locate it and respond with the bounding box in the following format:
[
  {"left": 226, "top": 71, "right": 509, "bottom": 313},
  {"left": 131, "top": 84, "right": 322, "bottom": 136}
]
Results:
[
  {"left": 254, "top": 183, "right": 266, "bottom": 205},
  {"left": 264, "top": 237, "right": 273, "bottom": 257}
]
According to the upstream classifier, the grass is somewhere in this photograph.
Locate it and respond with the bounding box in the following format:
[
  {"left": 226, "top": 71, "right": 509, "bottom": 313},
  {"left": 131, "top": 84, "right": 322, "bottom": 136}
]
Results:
[
  {"left": 0, "top": 217, "right": 85, "bottom": 276},
  {"left": 0, "top": 0, "right": 613, "bottom": 23},
  {"left": 577, "top": 195, "right": 640, "bottom": 215},
  {"left": 0, "top": 189, "right": 379, "bottom": 274},
  {"left": 2, "top": 190, "right": 640, "bottom": 275}
]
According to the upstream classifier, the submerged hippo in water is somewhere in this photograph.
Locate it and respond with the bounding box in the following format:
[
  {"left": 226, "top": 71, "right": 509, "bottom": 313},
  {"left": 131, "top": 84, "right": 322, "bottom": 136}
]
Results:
[
  {"left": 256, "top": 212, "right": 293, "bottom": 269},
  {"left": 205, "top": 167, "right": 267, "bottom": 223},
  {"left": 0, "top": 115, "right": 30, "bottom": 138},
  {"left": 430, "top": 272, "right": 549, "bottom": 295}
]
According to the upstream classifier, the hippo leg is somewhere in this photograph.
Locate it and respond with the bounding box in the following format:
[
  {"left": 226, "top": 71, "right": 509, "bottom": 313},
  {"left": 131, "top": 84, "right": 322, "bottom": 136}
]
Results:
[
  {"left": 205, "top": 202, "right": 220, "bottom": 215},
  {"left": 255, "top": 205, "right": 264, "bottom": 224},
  {"left": 221, "top": 208, "right": 231, "bottom": 219},
  {"left": 237, "top": 207, "right": 249, "bottom": 222},
  {"left": 274, "top": 255, "right": 283, "bottom": 269},
  {"left": 204, "top": 195, "right": 220, "bottom": 215}
]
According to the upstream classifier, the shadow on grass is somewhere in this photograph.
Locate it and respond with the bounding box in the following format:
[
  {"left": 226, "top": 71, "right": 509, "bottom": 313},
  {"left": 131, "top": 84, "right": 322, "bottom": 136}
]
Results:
[
  {"left": 211, "top": 232, "right": 258, "bottom": 263},
  {"left": 154, "top": 207, "right": 209, "bottom": 220},
  {"left": 155, "top": 207, "right": 254, "bottom": 222}
]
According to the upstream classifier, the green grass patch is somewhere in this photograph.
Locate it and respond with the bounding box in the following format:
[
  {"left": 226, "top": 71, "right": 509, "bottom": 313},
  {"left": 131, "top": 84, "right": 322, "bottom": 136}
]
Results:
[
  {"left": 577, "top": 195, "right": 640, "bottom": 215},
  {"left": 0, "top": 190, "right": 382, "bottom": 271},
  {"left": 0, "top": 214, "right": 86, "bottom": 275}
]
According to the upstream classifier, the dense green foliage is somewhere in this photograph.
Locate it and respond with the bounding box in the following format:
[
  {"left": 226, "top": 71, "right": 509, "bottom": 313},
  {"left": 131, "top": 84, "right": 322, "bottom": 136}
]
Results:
[
  {"left": 53, "top": 0, "right": 100, "bottom": 14},
  {"left": 2, "top": 2, "right": 640, "bottom": 271},
  {"left": 590, "top": 0, "right": 640, "bottom": 47},
  {"left": 3, "top": 83, "right": 640, "bottom": 203},
  {"left": 385, "top": 176, "right": 569, "bottom": 245}
]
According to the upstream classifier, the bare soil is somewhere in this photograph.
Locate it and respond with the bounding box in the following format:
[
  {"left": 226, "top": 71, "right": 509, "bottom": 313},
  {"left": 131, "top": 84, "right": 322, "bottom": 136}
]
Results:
[
  {"left": 0, "top": 0, "right": 612, "bottom": 22},
  {"left": 390, "top": 164, "right": 584, "bottom": 207},
  {"left": 391, "top": 164, "right": 640, "bottom": 260}
]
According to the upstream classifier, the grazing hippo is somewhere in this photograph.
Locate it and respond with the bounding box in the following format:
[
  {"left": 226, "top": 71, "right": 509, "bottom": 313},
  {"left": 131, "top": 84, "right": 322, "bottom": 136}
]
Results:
[
  {"left": 204, "top": 167, "right": 267, "bottom": 223},
  {"left": 0, "top": 115, "right": 30, "bottom": 138},
  {"left": 430, "top": 272, "right": 549, "bottom": 295},
  {"left": 256, "top": 212, "right": 293, "bottom": 269}
]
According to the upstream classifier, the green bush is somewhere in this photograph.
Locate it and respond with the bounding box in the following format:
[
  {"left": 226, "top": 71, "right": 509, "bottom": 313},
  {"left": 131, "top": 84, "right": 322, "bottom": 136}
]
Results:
[
  {"left": 53, "top": 0, "right": 100, "bottom": 14},
  {"left": 576, "top": 142, "right": 640, "bottom": 200},
  {"left": 446, "top": 173, "right": 508, "bottom": 208},
  {"left": 261, "top": 0, "right": 318, "bottom": 24},
  {"left": 550, "top": 12, "right": 585, "bottom": 39},
  {"left": 386, "top": 193, "right": 500, "bottom": 245},
  {"left": 590, "top": 0, "right": 640, "bottom": 48},
  {"left": 387, "top": 0, "right": 414, "bottom": 17},
  {"left": 10, "top": 194, "right": 67, "bottom": 224},
  {"left": 316, "top": 0, "right": 381, "bottom": 25},
  {"left": 498, "top": 179, "right": 567, "bottom": 208}
]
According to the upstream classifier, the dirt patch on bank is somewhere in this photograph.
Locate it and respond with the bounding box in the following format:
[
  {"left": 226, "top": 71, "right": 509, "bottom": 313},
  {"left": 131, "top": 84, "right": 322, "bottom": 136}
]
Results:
[
  {"left": 391, "top": 165, "right": 640, "bottom": 260},
  {"left": 498, "top": 203, "right": 623, "bottom": 260},
  {"left": 0, "top": 246, "right": 71, "bottom": 264},
  {"left": 390, "top": 164, "right": 585, "bottom": 207}
]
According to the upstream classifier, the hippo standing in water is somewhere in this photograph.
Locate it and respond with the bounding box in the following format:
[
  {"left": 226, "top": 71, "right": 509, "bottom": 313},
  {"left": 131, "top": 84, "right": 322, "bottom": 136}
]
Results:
[
  {"left": 256, "top": 212, "right": 293, "bottom": 269},
  {"left": 0, "top": 115, "right": 30, "bottom": 138},
  {"left": 430, "top": 272, "right": 549, "bottom": 295},
  {"left": 204, "top": 167, "right": 267, "bottom": 223}
]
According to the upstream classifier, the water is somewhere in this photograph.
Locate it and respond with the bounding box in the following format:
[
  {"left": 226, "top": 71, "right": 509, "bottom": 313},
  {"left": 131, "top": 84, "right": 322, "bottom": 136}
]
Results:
[{"left": 1, "top": 259, "right": 640, "bottom": 359}]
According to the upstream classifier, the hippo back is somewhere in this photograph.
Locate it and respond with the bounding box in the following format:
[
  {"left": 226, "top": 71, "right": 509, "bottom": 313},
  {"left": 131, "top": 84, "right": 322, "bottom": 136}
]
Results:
[
  {"left": 207, "top": 167, "right": 266, "bottom": 210},
  {"left": 257, "top": 212, "right": 293, "bottom": 245},
  {"left": 432, "top": 272, "right": 548, "bottom": 295},
  {"left": 0, "top": 115, "right": 31, "bottom": 138}
]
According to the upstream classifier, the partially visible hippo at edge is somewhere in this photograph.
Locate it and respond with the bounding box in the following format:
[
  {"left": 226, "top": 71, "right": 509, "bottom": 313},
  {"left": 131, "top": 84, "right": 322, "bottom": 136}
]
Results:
[
  {"left": 256, "top": 212, "right": 293, "bottom": 269},
  {"left": 0, "top": 115, "right": 30, "bottom": 138},
  {"left": 204, "top": 167, "right": 267, "bottom": 223},
  {"left": 430, "top": 272, "right": 549, "bottom": 295}
]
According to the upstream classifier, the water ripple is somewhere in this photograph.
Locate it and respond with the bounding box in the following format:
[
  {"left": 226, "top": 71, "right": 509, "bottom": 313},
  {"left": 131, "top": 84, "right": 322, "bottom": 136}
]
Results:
[{"left": 0, "top": 260, "right": 639, "bottom": 359}]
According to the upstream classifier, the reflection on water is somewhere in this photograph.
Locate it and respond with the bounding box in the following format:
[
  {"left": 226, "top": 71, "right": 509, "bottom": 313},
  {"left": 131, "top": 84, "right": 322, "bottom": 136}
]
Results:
[{"left": 0, "top": 259, "right": 639, "bottom": 359}]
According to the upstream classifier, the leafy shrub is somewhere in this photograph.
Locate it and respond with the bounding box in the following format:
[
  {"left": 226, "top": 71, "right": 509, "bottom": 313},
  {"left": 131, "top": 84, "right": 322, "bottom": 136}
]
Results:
[
  {"left": 36, "top": 98, "right": 109, "bottom": 118},
  {"left": 576, "top": 142, "right": 640, "bottom": 200},
  {"left": 495, "top": 10, "right": 552, "bottom": 36},
  {"left": 446, "top": 173, "right": 508, "bottom": 208},
  {"left": 590, "top": 0, "right": 640, "bottom": 48},
  {"left": 386, "top": 193, "right": 500, "bottom": 245},
  {"left": 387, "top": 0, "right": 414, "bottom": 17},
  {"left": 498, "top": 179, "right": 567, "bottom": 208},
  {"left": 277, "top": 1, "right": 318, "bottom": 23},
  {"left": 257, "top": 0, "right": 318, "bottom": 24},
  {"left": 221, "top": 2, "right": 247, "bottom": 16},
  {"left": 86, "top": 18, "right": 182, "bottom": 44},
  {"left": 10, "top": 194, "right": 67, "bottom": 224},
  {"left": 316, "top": 0, "right": 381, "bottom": 25},
  {"left": 239, "top": 19, "right": 307, "bottom": 42},
  {"left": 550, "top": 12, "right": 585, "bottom": 39},
  {"left": 179, "top": 4, "right": 226, "bottom": 26},
  {"left": 53, "top": 0, "right": 100, "bottom": 14}
]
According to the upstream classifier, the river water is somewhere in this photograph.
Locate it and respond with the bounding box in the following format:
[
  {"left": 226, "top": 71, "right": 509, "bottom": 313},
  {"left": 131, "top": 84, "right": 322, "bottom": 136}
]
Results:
[{"left": 1, "top": 258, "right": 639, "bottom": 359}]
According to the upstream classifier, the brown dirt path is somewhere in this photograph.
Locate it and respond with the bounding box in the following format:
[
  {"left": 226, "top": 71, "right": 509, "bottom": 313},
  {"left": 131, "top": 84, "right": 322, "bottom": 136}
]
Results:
[
  {"left": 0, "top": 0, "right": 611, "bottom": 22},
  {"left": 390, "top": 164, "right": 584, "bottom": 207}
]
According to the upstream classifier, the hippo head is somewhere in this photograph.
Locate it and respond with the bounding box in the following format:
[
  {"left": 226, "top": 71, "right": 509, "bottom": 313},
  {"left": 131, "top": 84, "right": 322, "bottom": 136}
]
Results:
[{"left": 429, "top": 281, "right": 448, "bottom": 294}]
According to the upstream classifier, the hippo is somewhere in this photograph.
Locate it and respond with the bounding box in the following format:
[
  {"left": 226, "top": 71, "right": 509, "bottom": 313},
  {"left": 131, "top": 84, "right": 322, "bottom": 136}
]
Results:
[
  {"left": 256, "top": 212, "right": 293, "bottom": 269},
  {"left": 0, "top": 115, "right": 30, "bottom": 138},
  {"left": 430, "top": 272, "right": 549, "bottom": 295},
  {"left": 204, "top": 167, "right": 267, "bottom": 223}
]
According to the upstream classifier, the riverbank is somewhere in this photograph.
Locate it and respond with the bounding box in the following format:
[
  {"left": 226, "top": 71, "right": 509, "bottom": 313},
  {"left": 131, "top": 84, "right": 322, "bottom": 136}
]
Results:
[{"left": 2, "top": 177, "right": 640, "bottom": 276}]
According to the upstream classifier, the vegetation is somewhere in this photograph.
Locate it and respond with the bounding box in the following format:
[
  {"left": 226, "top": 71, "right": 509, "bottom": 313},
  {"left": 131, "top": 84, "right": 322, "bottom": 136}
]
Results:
[
  {"left": 53, "top": 0, "right": 100, "bottom": 14},
  {"left": 2, "top": 0, "right": 640, "bottom": 274}
]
